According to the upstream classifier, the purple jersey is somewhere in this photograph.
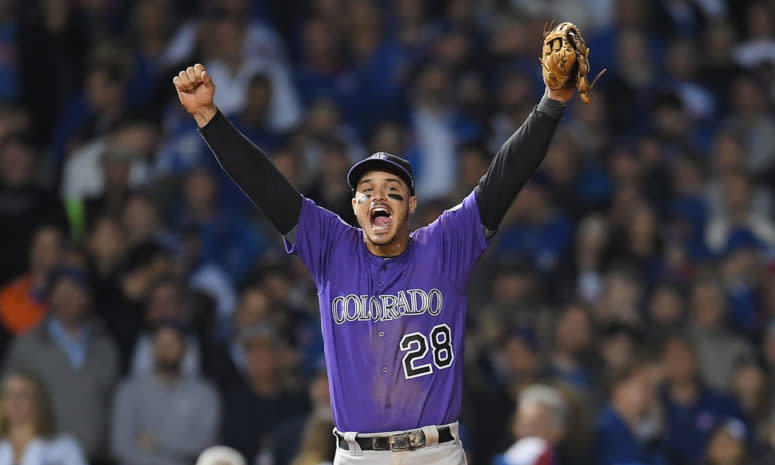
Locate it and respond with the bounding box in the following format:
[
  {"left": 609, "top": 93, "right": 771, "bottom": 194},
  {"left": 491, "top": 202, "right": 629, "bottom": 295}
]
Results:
[{"left": 284, "top": 190, "right": 488, "bottom": 432}]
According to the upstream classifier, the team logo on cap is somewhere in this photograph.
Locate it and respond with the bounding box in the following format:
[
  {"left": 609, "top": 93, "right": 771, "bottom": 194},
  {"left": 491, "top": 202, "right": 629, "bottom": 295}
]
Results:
[{"left": 372, "top": 152, "right": 389, "bottom": 160}]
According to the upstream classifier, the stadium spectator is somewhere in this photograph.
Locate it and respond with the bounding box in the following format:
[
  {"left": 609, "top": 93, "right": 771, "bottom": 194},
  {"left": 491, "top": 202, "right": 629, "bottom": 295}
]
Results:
[
  {"left": 567, "top": 214, "right": 609, "bottom": 303},
  {"left": 123, "top": 0, "right": 179, "bottom": 112},
  {"left": 593, "top": 266, "right": 643, "bottom": 327},
  {"left": 203, "top": 11, "right": 301, "bottom": 129},
  {"left": 171, "top": 165, "right": 264, "bottom": 281},
  {"left": 645, "top": 281, "right": 687, "bottom": 342},
  {"left": 60, "top": 119, "right": 156, "bottom": 210},
  {"left": 660, "top": 335, "right": 746, "bottom": 464},
  {"left": 100, "top": 240, "right": 173, "bottom": 373},
  {"left": 701, "top": 418, "right": 748, "bottom": 465},
  {"left": 121, "top": 193, "right": 166, "bottom": 248},
  {"left": 493, "top": 384, "right": 567, "bottom": 465},
  {"left": 305, "top": 138, "right": 359, "bottom": 226},
  {"left": 111, "top": 322, "right": 220, "bottom": 465},
  {"left": 750, "top": 416, "right": 775, "bottom": 465},
  {"left": 467, "top": 326, "right": 548, "bottom": 461},
  {"left": 549, "top": 304, "right": 601, "bottom": 397},
  {"left": 298, "top": 98, "right": 365, "bottom": 181},
  {"left": 204, "top": 285, "right": 271, "bottom": 393},
  {"left": 16, "top": 0, "right": 90, "bottom": 142},
  {"left": 3, "top": 267, "right": 119, "bottom": 460},
  {"left": 86, "top": 216, "right": 127, "bottom": 320},
  {"left": 687, "top": 275, "right": 753, "bottom": 391},
  {"left": 477, "top": 260, "right": 545, "bottom": 343},
  {"left": 0, "top": 225, "right": 63, "bottom": 336},
  {"left": 272, "top": 368, "right": 332, "bottom": 465},
  {"left": 495, "top": 174, "right": 574, "bottom": 275},
  {"left": 594, "top": 361, "right": 669, "bottom": 465},
  {"left": 489, "top": 70, "right": 537, "bottom": 152},
  {"left": 705, "top": 169, "right": 775, "bottom": 253},
  {"left": 130, "top": 277, "right": 202, "bottom": 376},
  {"left": 220, "top": 324, "right": 308, "bottom": 463},
  {"left": 669, "top": 152, "right": 711, "bottom": 261},
  {"left": 249, "top": 263, "right": 323, "bottom": 376},
  {"left": 50, "top": 50, "right": 131, "bottom": 168},
  {"left": 599, "top": 323, "right": 642, "bottom": 376},
  {"left": 719, "top": 229, "right": 765, "bottom": 334},
  {"left": 730, "top": 358, "right": 771, "bottom": 445},
  {"left": 0, "top": 371, "right": 87, "bottom": 465},
  {"left": 230, "top": 73, "right": 284, "bottom": 152},
  {"left": 606, "top": 201, "right": 664, "bottom": 283},
  {"left": 408, "top": 62, "right": 481, "bottom": 199},
  {"left": 0, "top": 133, "right": 67, "bottom": 285},
  {"left": 455, "top": 142, "right": 492, "bottom": 201}
]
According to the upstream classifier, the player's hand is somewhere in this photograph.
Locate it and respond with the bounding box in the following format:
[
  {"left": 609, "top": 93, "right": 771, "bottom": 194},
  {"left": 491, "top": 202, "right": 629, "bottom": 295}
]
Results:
[
  {"left": 545, "top": 85, "right": 574, "bottom": 102},
  {"left": 173, "top": 63, "right": 217, "bottom": 127}
]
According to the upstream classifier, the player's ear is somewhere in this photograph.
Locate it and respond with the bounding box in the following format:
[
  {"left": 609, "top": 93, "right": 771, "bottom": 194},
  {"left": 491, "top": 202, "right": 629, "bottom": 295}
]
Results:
[
  {"left": 408, "top": 196, "right": 417, "bottom": 215},
  {"left": 351, "top": 195, "right": 358, "bottom": 214}
]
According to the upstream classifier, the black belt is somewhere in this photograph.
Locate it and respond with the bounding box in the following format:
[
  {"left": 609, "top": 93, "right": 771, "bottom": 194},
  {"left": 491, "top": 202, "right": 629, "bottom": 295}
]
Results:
[{"left": 336, "top": 426, "right": 455, "bottom": 452}]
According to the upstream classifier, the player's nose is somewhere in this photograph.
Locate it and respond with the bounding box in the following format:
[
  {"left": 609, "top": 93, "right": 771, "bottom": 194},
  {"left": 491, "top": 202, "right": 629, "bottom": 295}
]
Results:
[{"left": 371, "top": 188, "right": 387, "bottom": 201}]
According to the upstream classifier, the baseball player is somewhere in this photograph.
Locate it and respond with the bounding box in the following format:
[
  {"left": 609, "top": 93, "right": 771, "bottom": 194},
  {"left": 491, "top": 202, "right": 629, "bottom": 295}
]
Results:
[{"left": 173, "top": 22, "right": 599, "bottom": 465}]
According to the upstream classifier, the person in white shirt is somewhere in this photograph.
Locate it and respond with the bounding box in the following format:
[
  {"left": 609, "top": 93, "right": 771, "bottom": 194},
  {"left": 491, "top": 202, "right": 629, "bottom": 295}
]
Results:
[
  {"left": 494, "top": 385, "right": 567, "bottom": 465},
  {"left": 0, "top": 372, "right": 87, "bottom": 465}
]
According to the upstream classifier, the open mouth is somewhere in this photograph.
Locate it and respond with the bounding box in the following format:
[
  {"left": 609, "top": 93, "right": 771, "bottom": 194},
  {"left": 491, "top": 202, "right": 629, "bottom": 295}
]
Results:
[{"left": 370, "top": 206, "right": 392, "bottom": 231}]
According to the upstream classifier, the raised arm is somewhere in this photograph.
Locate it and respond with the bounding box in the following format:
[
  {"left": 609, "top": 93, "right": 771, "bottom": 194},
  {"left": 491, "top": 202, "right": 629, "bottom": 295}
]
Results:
[
  {"left": 476, "top": 20, "right": 604, "bottom": 235},
  {"left": 475, "top": 87, "right": 570, "bottom": 234},
  {"left": 173, "top": 64, "right": 302, "bottom": 235}
]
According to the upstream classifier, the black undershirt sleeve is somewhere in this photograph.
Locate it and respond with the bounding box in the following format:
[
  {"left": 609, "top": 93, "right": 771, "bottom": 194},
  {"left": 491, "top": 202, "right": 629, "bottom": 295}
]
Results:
[
  {"left": 198, "top": 110, "right": 303, "bottom": 236},
  {"left": 475, "top": 95, "right": 566, "bottom": 234}
]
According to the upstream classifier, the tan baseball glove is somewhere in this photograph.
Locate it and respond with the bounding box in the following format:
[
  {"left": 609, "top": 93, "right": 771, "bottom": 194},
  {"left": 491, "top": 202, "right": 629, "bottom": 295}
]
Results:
[{"left": 540, "top": 21, "right": 606, "bottom": 104}]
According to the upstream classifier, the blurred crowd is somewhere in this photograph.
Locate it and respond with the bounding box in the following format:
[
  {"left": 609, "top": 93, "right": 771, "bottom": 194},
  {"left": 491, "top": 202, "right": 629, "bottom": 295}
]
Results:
[{"left": 0, "top": 0, "right": 774, "bottom": 464}]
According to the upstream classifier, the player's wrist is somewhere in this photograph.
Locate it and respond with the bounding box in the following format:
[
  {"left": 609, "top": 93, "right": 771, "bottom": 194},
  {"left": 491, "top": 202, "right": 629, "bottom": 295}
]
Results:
[
  {"left": 544, "top": 86, "right": 574, "bottom": 102},
  {"left": 537, "top": 92, "right": 567, "bottom": 120},
  {"left": 193, "top": 105, "right": 218, "bottom": 128}
]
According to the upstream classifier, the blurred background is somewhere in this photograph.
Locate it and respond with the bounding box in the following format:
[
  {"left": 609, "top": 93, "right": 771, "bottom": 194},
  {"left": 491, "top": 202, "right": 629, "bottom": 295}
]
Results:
[{"left": 0, "top": 0, "right": 774, "bottom": 464}]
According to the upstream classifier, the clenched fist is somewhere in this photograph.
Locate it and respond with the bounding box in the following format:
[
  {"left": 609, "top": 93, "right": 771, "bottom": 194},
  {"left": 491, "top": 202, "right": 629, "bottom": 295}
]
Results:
[{"left": 173, "top": 63, "right": 217, "bottom": 127}]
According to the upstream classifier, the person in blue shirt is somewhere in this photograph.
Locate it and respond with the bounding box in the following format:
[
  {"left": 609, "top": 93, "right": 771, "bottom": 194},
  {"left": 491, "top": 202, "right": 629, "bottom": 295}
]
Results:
[
  {"left": 495, "top": 173, "right": 573, "bottom": 275},
  {"left": 594, "top": 359, "right": 670, "bottom": 465},
  {"left": 659, "top": 334, "right": 747, "bottom": 465}
]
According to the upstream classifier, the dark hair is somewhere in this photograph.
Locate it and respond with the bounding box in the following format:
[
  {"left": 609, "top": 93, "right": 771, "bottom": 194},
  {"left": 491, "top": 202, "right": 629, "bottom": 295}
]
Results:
[
  {"left": 148, "top": 275, "right": 184, "bottom": 301},
  {"left": 121, "top": 241, "right": 169, "bottom": 274},
  {"left": 459, "top": 141, "right": 493, "bottom": 163},
  {"left": 606, "top": 358, "right": 649, "bottom": 395},
  {"left": 659, "top": 331, "right": 695, "bottom": 358},
  {"left": 88, "top": 59, "right": 129, "bottom": 87},
  {"left": 248, "top": 73, "right": 272, "bottom": 90},
  {"left": 152, "top": 319, "right": 189, "bottom": 342}
]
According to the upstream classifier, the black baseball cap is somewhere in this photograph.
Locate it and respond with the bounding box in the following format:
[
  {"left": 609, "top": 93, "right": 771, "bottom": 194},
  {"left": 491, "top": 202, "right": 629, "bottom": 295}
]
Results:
[{"left": 347, "top": 152, "right": 415, "bottom": 195}]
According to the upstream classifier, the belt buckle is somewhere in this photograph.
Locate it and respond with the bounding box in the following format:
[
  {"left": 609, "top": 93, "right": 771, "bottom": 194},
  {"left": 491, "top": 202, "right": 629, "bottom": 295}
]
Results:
[{"left": 388, "top": 433, "right": 411, "bottom": 452}]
